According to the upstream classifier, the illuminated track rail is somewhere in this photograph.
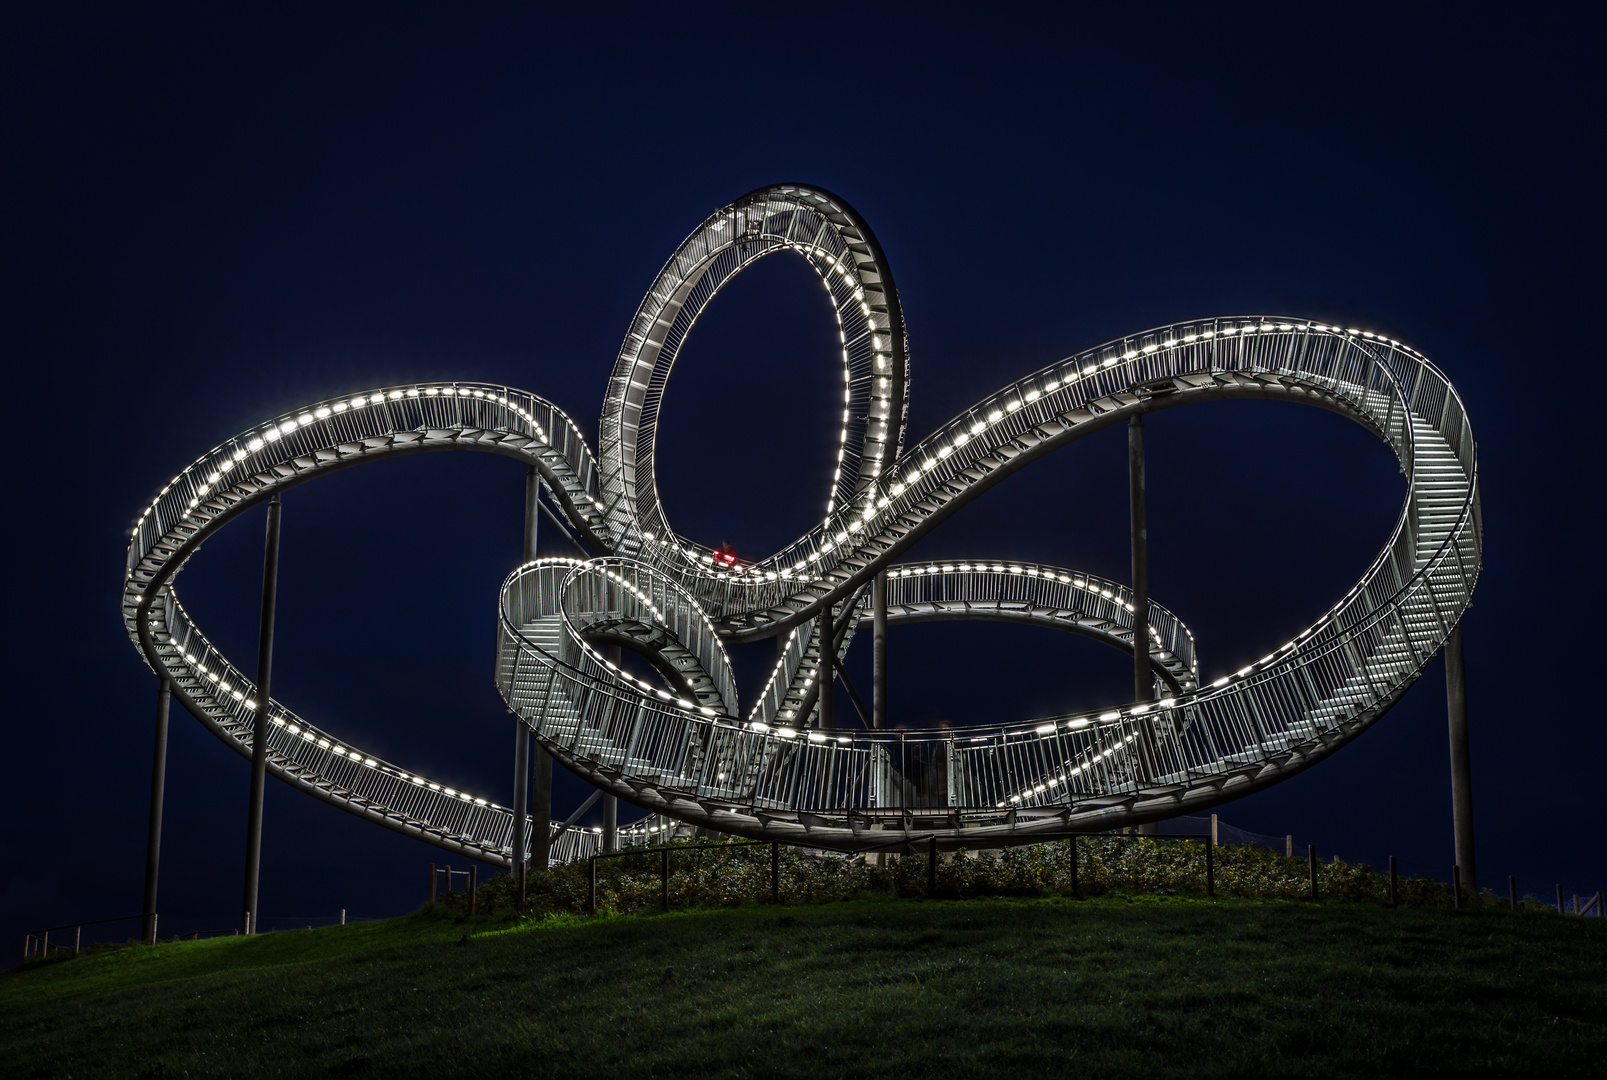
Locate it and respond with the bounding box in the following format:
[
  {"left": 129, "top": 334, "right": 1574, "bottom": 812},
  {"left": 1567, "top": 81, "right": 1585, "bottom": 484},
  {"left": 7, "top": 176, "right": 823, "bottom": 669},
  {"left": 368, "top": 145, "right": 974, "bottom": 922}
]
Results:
[
  {"left": 122, "top": 384, "right": 615, "bottom": 865},
  {"left": 125, "top": 183, "right": 1480, "bottom": 862}
]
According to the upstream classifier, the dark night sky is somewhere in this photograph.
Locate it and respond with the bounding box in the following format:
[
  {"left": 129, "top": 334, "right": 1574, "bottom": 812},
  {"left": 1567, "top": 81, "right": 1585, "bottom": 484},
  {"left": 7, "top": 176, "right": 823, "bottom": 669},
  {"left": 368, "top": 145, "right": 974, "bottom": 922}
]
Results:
[{"left": 3, "top": 6, "right": 1602, "bottom": 954}]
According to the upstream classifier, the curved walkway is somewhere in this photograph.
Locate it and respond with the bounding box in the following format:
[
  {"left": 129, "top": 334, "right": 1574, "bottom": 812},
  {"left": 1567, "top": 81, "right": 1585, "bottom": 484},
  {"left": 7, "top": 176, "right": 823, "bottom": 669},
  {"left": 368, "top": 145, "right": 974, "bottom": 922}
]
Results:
[{"left": 124, "top": 184, "right": 1480, "bottom": 861}]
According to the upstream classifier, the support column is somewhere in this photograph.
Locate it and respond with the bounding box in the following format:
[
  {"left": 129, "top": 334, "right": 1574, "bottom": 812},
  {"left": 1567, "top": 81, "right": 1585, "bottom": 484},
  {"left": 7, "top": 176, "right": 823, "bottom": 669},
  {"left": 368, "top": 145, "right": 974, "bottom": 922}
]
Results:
[
  {"left": 512, "top": 466, "right": 540, "bottom": 874},
  {"left": 1129, "top": 415, "right": 1152, "bottom": 704},
  {"left": 512, "top": 721, "right": 529, "bottom": 872},
  {"left": 242, "top": 493, "right": 282, "bottom": 934},
  {"left": 1130, "top": 416, "right": 1158, "bottom": 831},
  {"left": 1445, "top": 622, "right": 1477, "bottom": 888},
  {"left": 523, "top": 466, "right": 540, "bottom": 564},
  {"left": 872, "top": 571, "right": 888, "bottom": 730},
  {"left": 818, "top": 607, "right": 833, "bottom": 729},
  {"left": 532, "top": 748, "right": 552, "bottom": 871},
  {"left": 142, "top": 678, "right": 171, "bottom": 945},
  {"left": 603, "top": 642, "right": 620, "bottom": 852}
]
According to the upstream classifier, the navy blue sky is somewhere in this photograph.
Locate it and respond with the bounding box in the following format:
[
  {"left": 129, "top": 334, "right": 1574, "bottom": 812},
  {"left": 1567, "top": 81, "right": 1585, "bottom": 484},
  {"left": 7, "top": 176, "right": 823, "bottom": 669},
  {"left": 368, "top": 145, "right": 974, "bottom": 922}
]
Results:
[{"left": 3, "top": 5, "right": 1602, "bottom": 952}]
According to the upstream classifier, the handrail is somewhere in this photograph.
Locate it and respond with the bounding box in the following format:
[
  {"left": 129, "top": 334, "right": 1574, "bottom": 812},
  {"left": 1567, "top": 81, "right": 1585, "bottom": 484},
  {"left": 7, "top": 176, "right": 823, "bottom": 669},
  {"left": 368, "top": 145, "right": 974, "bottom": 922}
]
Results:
[
  {"left": 496, "top": 317, "right": 1480, "bottom": 836},
  {"left": 609, "top": 317, "right": 1445, "bottom": 626},
  {"left": 122, "top": 182, "right": 1480, "bottom": 861}
]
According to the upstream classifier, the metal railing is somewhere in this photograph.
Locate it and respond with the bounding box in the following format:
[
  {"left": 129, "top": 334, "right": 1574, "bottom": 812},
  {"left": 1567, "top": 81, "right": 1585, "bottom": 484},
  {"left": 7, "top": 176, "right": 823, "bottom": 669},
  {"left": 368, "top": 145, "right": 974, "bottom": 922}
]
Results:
[
  {"left": 498, "top": 468, "right": 1474, "bottom": 821},
  {"left": 600, "top": 186, "right": 908, "bottom": 568},
  {"left": 620, "top": 319, "right": 1472, "bottom": 635},
  {"left": 119, "top": 180, "right": 1478, "bottom": 862},
  {"left": 493, "top": 322, "right": 1479, "bottom": 842}
]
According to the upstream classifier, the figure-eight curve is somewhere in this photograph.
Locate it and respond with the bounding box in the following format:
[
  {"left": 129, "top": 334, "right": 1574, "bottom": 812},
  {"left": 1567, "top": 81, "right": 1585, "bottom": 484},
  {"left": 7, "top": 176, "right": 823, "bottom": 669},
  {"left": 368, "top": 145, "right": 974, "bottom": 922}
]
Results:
[{"left": 124, "top": 183, "right": 1480, "bottom": 862}]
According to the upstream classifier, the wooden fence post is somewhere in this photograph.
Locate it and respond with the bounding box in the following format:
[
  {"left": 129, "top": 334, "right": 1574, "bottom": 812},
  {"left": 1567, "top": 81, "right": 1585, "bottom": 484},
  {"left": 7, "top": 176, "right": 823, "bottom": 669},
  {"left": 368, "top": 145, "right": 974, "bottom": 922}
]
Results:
[
  {"left": 1069, "top": 835, "right": 1080, "bottom": 899},
  {"left": 469, "top": 866, "right": 477, "bottom": 916},
  {"left": 1205, "top": 834, "right": 1215, "bottom": 898},
  {"left": 428, "top": 863, "right": 436, "bottom": 906},
  {"left": 1508, "top": 875, "right": 1516, "bottom": 910},
  {"left": 1308, "top": 845, "right": 1319, "bottom": 901},
  {"left": 661, "top": 848, "right": 669, "bottom": 911}
]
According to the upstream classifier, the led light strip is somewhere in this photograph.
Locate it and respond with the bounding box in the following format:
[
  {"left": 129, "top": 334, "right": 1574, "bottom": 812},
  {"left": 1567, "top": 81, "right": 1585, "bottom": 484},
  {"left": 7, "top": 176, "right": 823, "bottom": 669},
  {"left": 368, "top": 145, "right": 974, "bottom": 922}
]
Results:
[
  {"left": 127, "top": 183, "right": 1479, "bottom": 857},
  {"left": 125, "top": 382, "right": 608, "bottom": 860}
]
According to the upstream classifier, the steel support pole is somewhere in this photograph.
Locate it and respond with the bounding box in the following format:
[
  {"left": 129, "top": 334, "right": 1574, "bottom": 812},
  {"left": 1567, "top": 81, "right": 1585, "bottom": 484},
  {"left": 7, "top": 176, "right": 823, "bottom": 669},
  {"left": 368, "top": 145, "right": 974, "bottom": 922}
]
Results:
[
  {"left": 1445, "top": 622, "right": 1477, "bottom": 890},
  {"left": 872, "top": 571, "right": 888, "bottom": 730},
  {"left": 512, "top": 721, "right": 529, "bottom": 872},
  {"left": 602, "top": 643, "right": 620, "bottom": 853},
  {"left": 512, "top": 466, "right": 539, "bottom": 876},
  {"left": 1130, "top": 416, "right": 1158, "bottom": 827},
  {"left": 523, "top": 465, "right": 540, "bottom": 563},
  {"left": 142, "top": 678, "right": 172, "bottom": 945},
  {"left": 532, "top": 747, "right": 552, "bottom": 871},
  {"left": 1129, "top": 416, "right": 1152, "bottom": 705},
  {"left": 241, "top": 493, "right": 282, "bottom": 934},
  {"left": 818, "top": 608, "right": 833, "bottom": 729}
]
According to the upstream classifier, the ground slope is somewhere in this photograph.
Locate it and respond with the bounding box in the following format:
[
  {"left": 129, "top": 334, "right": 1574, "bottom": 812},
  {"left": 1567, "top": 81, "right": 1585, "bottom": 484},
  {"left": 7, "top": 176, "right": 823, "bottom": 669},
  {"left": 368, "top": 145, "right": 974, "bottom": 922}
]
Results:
[{"left": 3, "top": 898, "right": 1604, "bottom": 1078}]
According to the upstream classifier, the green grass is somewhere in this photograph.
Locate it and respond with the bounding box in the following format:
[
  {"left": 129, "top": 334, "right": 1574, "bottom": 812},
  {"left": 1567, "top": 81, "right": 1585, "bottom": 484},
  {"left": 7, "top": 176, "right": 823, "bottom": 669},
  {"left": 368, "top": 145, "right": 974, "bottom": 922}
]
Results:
[{"left": 4, "top": 896, "right": 1604, "bottom": 1078}]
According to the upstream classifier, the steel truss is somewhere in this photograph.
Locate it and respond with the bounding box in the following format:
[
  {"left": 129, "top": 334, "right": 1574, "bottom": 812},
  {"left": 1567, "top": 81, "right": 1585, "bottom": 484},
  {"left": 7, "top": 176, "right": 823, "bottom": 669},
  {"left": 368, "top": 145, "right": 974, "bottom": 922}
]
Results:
[{"left": 124, "top": 183, "right": 1480, "bottom": 861}]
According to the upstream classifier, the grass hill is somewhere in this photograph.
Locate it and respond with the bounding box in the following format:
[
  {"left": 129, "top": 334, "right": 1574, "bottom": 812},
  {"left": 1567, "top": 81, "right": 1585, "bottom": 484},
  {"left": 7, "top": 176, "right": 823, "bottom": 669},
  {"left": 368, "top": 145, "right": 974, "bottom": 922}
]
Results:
[{"left": 3, "top": 895, "right": 1604, "bottom": 1078}]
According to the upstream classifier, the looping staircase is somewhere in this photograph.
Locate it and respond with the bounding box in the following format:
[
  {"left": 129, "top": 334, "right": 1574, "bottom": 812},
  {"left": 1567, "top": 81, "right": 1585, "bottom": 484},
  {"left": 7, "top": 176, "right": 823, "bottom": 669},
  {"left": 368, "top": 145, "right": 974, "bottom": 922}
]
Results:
[{"left": 123, "top": 183, "right": 1480, "bottom": 863}]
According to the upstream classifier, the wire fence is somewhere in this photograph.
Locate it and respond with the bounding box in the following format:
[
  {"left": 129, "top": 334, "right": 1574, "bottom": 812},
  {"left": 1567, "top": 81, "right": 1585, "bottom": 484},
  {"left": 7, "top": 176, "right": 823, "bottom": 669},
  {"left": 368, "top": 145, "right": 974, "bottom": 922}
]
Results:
[
  {"left": 1138, "top": 815, "right": 1602, "bottom": 907},
  {"left": 447, "top": 817, "right": 1603, "bottom": 920},
  {"left": 20, "top": 910, "right": 371, "bottom": 962},
  {"left": 21, "top": 815, "right": 1601, "bottom": 964}
]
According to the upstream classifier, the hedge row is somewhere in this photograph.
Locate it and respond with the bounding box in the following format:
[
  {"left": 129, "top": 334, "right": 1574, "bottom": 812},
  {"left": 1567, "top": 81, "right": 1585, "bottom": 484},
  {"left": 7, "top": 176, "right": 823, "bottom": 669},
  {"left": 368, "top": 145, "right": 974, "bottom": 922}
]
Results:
[{"left": 443, "top": 837, "right": 1538, "bottom": 917}]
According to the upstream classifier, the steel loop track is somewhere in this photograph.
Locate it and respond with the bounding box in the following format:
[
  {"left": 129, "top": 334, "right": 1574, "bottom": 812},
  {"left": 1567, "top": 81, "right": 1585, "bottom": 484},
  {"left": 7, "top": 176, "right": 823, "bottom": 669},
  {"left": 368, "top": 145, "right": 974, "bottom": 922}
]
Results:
[{"left": 125, "top": 184, "right": 1480, "bottom": 861}]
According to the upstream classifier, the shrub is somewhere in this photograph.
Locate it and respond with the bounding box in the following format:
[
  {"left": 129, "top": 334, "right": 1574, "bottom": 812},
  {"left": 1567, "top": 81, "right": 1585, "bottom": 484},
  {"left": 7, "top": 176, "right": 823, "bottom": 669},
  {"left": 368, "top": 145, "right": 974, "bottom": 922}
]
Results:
[{"left": 438, "top": 836, "right": 1512, "bottom": 917}]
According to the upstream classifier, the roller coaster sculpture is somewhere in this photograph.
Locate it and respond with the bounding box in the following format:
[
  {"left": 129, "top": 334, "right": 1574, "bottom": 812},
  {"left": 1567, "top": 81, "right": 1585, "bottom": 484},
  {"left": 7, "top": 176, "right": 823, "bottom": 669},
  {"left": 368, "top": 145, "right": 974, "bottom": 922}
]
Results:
[{"left": 124, "top": 183, "right": 1481, "bottom": 869}]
